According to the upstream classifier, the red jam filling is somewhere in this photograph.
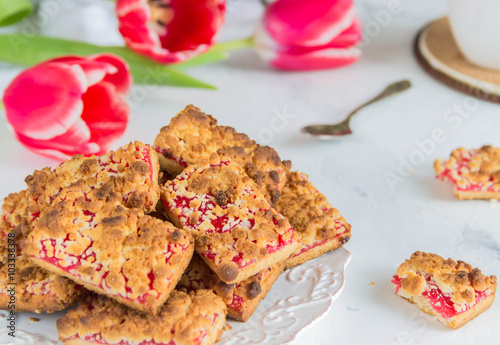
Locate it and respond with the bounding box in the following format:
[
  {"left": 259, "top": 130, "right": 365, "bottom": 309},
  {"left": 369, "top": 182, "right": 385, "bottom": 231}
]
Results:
[
  {"left": 437, "top": 151, "right": 497, "bottom": 192},
  {"left": 391, "top": 274, "right": 490, "bottom": 319},
  {"left": 229, "top": 294, "right": 245, "bottom": 311},
  {"left": 137, "top": 145, "right": 155, "bottom": 184}
]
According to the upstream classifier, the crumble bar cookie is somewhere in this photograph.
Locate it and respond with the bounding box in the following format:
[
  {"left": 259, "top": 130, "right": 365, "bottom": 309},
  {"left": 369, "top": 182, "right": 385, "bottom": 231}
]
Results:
[
  {"left": 161, "top": 153, "right": 299, "bottom": 285},
  {"left": 392, "top": 251, "right": 497, "bottom": 329},
  {"left": 275, "top": 172, "right": 351, "bottom": 269},
  {"left": 178, "top": 254, "right": 284, "bottom": 322},
  {"left": 434, "top": 146, "right": 500, "bottom": 200},
  {"left": 25, "top": 188, "right": 194, "bottom": 314},
  {"left": 57, "top": 290, "right": 227, "bottom": 345},
  {"left": 0, "top": 191, "right": 84, "bottom": 313},
  {"left": 0, "top": 255, "right": 84, "bottom": 313},
  {"left": 153, "top": 105, "right": 291, "bottom": 204},
  {"left": 25, "top": 141, "right": 160, "bottom": 226}
]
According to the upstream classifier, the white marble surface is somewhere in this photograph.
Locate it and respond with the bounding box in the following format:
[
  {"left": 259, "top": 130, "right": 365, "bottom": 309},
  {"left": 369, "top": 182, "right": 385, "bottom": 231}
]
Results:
[{"left": 1, "top": 0, "right": 500, "bottom": 344}]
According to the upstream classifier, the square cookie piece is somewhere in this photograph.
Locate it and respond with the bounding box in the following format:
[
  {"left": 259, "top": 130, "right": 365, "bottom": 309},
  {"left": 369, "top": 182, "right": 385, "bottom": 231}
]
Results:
[
  {"left": 57, "top": 290, "right": 227, "bottom": 345},
  {"left": 25, "top": 188, "right": 194, "bottom": 314},
  {"left": 161, "top": 153, "right": 299, "bottom": 284},
  {"left": 153, "top": 105, "right": 291, "bottom": 205},
  {"left": 434, "top": 145, "right": 500, "bottom": 200},
  {"left": 392, "top": 251, "right": 497, "bottom": 329},
  {"left": 0, "top": 191, "right": 84, "bottom": 313},
  {"left": 178, "top": 254, "right": 284, "bottom": 322},
  {"left": 274, "top": 172, "right": 351, "bottom": 269},
  {"left": 25, "top": 141, "right": 160, "bottom": 226}
]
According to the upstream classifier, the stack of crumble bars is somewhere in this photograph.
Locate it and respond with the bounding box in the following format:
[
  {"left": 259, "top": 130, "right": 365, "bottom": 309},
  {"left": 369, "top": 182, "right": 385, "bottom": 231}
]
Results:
[{"left": 0, "top": 106, "right": 351, "bottom": 344}]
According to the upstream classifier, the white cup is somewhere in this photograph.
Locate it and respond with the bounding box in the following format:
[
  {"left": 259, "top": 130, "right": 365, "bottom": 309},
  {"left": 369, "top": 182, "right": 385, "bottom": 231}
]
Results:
[{"left": 449, "top": 0, "right": 500, "bottom": 71}]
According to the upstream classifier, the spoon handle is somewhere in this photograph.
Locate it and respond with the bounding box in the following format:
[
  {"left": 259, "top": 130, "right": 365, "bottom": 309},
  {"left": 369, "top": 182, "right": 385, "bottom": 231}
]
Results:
[{"left": 344, "top": 79, "right": 411, "bottom": 123}]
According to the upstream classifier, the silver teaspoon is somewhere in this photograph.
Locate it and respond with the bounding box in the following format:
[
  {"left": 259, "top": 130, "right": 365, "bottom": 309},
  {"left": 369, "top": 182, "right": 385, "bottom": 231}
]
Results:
[{"left": 301, "top": 80, "right": 412, "bottom": 139}]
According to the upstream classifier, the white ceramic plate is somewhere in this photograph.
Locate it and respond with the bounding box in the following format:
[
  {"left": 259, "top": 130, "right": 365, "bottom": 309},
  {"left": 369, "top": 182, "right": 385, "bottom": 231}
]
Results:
[{"left": 0, "top": 248, "right": 351, "bottom": 345}]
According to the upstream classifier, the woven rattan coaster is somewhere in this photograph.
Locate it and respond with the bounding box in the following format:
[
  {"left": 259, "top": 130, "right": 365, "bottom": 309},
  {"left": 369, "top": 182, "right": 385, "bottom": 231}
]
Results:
[{"left": 414, "top": 17, "right": 500, "bottom": 103}]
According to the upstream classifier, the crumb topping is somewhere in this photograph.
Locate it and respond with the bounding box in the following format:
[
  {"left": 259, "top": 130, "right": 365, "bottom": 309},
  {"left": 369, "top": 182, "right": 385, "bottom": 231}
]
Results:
[
  {"left": 25, "top": 141, "right": 160, "bottom": 228},
  {"left": 178, "top": 254, "right": 284, "bottom": 318},
  {"left": 153, "top": 105, "right": 291, "bottom": 204},
  {"left": 0, "top": 191, "right": 84, "bottom": 312},
  {"left": 275, "top": 172, "right": 351, "bottom": 257},
  {"left": 26, "top": 187, "right": 193, "bottom": 314},
  {"left": 435, "top": 146, "right": 500, "bottom": 193},
  {"left": 161, "top": 153, "right": 298, "bottom": 283},
  {"left": 394, "top": 251, "right": 497, "bottom": 308},
  {"left": 57, "top": 290, "right": 227, "bottom": 345}
]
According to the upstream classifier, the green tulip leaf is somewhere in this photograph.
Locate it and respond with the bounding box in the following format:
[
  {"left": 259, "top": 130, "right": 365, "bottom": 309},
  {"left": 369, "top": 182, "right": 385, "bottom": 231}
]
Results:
[
  {"left": 0, "top": 0, "right": 33, "bottom": 27},
  {"left": 0, "top": 34, "right": 221, "bottom": 89}
]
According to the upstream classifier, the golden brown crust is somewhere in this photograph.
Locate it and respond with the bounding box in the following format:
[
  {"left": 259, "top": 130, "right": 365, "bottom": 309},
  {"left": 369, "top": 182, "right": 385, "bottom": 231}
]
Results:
[
  {"left": 394, "top": 252, "right": 497, "bottom": 328},
  {"left": 161, "top": 153, "right": 299, "bottom": 284},
  {"left": 0, "top": 190, "right": 29, "bottom": 262},
  {"left": 178, "top": 254, "right": 284, "bottom": 322},
  {"left": 57, "top": 290, "right": 227, "bottom": 345},
  {"left": 275, "top": 172, "right": 351, "bottom": 268},
  {"left": 435, "top": 146, "right": 500, "bottom": 199},
  {"left": 25, "top": 141, "right": 160, "bottom": 228},
  {"left": 0, "top": 191, "right": 84, "bottom": 313},
  {"left": 396, "top": 252, "right": 497, "bottom": 303},
  {"left": 25, "top": 187, "right": 194, "bottom": 314},
  {"left": 153, "top": 105, "right": 290, "bottom": 205}
]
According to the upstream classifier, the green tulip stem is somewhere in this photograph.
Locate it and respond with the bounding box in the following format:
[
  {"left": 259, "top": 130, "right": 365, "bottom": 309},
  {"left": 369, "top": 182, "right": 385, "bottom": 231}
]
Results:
[{"left": 212, "top": 37, "right": 254, "bottom": 52}]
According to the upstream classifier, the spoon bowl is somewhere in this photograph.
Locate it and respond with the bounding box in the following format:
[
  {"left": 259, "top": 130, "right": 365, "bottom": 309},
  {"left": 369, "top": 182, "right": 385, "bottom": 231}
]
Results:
[{"left": 301, "top": 80, "right": 412, "bottom": 139}]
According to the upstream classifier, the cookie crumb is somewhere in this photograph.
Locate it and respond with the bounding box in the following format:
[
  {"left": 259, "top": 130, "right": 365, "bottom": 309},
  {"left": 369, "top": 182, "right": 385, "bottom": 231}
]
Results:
[{"left": 29, "top": 317, "right": 39, "bottom": 322}]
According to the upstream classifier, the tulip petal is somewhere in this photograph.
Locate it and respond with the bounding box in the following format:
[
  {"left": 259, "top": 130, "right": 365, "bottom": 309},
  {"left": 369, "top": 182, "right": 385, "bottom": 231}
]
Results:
[
  {"left": 265, "top": 44, "right": 361, "bottom": 71},
  {"left": 264, "top": 0, "right": 355, "bottom": 47},
  {"left": 50, "top": 54, "right": 132, "bottom": 95},
  {"left": 49, "top": 56, "right": 118, "bottom": 87},
  {"left": 3, "top": 63, "right": 87, "bottom": 140},
  {"left": 92, "top": 54, "right": 132, "bottom": 95},
  {"left": 255, "top": 21, "right": 361, "bottom": 71},
  {"left": 80, "top": 81, "right": 129, "bottom": 150},
  {"left": 116, "top": 0, "right": 225, "bottom": 64},
  {"left": 326, "top": 18, "right": 362, "bottom": 49},
  {"left": 14, "top": 117, "right": 101, "bottom": 160}
]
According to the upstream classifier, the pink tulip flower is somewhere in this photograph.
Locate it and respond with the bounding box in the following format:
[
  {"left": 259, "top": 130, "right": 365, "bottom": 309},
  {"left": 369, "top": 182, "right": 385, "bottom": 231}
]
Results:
[
  {"left": 3, "top": 54, "right": 131, "bottom": 160},
  {"left": 254, "top": 0, "right": 362, "bottom": 71},
  {"left": 116, "top": 0, "right": 226, "bottom": 64}
]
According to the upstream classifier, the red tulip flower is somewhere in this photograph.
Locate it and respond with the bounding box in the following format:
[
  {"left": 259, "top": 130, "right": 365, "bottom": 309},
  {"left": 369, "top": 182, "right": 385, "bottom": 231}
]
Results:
[
  {"left": 3, "top": 54, "right": 131, "bottom": 160},
  {"left": 254, "top": 0, "right": 362, "bottom": 71},
  {"left": 116, "top": 0, "right": 226, "bottom": 64}
]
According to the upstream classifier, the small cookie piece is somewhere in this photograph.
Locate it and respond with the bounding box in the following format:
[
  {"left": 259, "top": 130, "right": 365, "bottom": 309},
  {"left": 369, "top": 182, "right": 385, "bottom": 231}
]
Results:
[
  {"left": 0, "top": 255, "right": 85, "bottom": 313},
  {"left": 392, "top": 251, "right": 497, "bottom": 329},
  {"left": 178, "top": 254, "right": 284, "bottom": 322},
  {"left": 25, "top": 141, "right": 160, "bottom": 226},
  {"left": 57, "top": 289, "right": 227, "bottom": 345},
  {"left": 434, "top": 146, "right": 500, "bottom": 200},
  {"left": 161, "top": 153, "right": 299, "bottom": 284},
  {"left": 275, "top": 172, "right": 351, "bottom": 269},
  {"left": 25, "top": 188, "right": 194, "bottom": 314},
  {"left": 153, "top": 105, "right": 291, "bottom": 204},
  {"left": 0, "top": 191, "right": 84, "bottom": 313}
]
